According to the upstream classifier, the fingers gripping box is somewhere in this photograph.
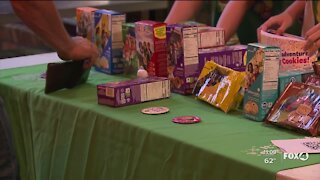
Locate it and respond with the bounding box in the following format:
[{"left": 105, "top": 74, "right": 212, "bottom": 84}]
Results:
[
  {"left": 244, "top": 43, "right": 281, "bottom": 121},
  {"left": 94, "top": 10, "right": 126, "bottom": 74},
  {"left": 122, "top": 23, "right": 138, "bottom": 75},
  {"left": 76, "top": 7, "right": 97, "bottom": 42},
  {"left": 135, "top": 21, "right": 168, "bottom": 77},
  {"left": 198, "top": 45, "right": 247, "bottom": 73},
  {"left": 97, "top": 77, "right": 170, "bottom": 107}
]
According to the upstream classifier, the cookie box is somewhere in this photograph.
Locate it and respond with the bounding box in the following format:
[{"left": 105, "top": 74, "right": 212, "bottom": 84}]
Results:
[
  {"left": 97, "top": 77, "right": 170, "bottom": 107},
  {"left": 243, "top": 43, "right": 281, "bottom": 121}
]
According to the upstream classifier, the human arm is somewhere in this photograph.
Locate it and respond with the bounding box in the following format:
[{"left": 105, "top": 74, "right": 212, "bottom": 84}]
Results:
[
  {"left": 216, "top": 0, "right": 254, "bottom": 43},
  {"left": 257, "top": 0, "right": 305, "bottom": 40},
  {"left": 165, "top": 1, "right": 203, "bottom": 24},
  {"left": 304, "top": 23, "right": 320, "bottom": 54},
  {"left": 10, "top": 1, "right": 98, "bottom": 68}
]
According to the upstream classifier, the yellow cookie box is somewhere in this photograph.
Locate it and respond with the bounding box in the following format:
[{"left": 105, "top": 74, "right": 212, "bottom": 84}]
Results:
[{"left": 194, "top": 61, "right": 245, "bottom": 113}]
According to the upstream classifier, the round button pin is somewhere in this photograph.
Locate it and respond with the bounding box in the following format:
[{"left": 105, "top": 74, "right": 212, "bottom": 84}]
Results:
[
  {"left": 141, "top": 106, "right": 170, "bottom": 115},
  {"left": 172, "top": 116, "right": 201, "bottom": 124}
]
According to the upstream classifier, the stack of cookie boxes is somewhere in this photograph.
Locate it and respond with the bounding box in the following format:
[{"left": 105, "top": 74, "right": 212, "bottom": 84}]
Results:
[
  {"left": 166, "top": 24, "right": 225, "bottom": 95},
  {"left": 76, "top": 7, "right": 126, "bottom": 74},
  {"left": 242, "top": 31, "right": 318, "bottom": 122}
]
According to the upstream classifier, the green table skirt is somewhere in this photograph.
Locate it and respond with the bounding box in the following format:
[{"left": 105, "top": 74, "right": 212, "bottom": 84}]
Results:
[{"left": 0, "top": 64, "right": 319, "bottom": 180}]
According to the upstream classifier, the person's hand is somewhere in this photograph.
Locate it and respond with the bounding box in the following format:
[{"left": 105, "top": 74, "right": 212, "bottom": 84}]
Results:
[
  {"left": 304, "top": 23, "right": 320, "bottom": 55},
  {"left": 257, "top": 12, "right": 294, "bottom": 41},
  {"left": 57, "top": 36, "right": 99, "bottom": 69}
]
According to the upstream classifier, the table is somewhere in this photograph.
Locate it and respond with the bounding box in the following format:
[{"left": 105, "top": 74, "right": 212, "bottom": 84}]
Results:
[
  {"left": 0, "top": 54, "right": 319, "bottom": 180},
  {"left": 0, "top": 0, "right": 169, "bottom": 25}
]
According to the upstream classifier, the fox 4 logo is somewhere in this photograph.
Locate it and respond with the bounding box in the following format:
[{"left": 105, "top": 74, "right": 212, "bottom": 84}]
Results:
[{"left": 283, "top": 152, "right": 309, "bottom": 161}]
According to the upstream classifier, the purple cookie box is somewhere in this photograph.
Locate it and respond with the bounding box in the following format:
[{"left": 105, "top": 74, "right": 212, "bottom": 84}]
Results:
[
  {"left": 97, "top": 77, "right": 170, "bottom": 107},
  {"left": 198, "top": 45, "right": 247, "bottom": 73},
  {"left": 167, "top": 24, "right": 200, "bottom": 95}
]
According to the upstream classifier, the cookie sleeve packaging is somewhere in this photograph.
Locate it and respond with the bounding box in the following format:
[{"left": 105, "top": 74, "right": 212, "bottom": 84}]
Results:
[
  {"left": 192, "top": 61, "right": 245, "bottom": 113},
  {"left": 265, "top": 82, "right": 320, "bottom": 136}
]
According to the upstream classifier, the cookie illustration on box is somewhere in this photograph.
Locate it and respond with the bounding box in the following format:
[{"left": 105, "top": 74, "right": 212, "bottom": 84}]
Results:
[
  {"left": 287, "top": 104, "right": 313, "bottom": 127},
  {"left": 244, "top": 101, "right": 259, "bottom": 115}
]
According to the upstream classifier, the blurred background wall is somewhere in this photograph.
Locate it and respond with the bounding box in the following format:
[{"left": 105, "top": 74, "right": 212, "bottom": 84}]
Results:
[{"left": 0, "top": 0, "right": 213, "bottom": 59}]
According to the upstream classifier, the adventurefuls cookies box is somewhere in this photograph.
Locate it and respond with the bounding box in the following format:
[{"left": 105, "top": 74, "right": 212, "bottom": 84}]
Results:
[{"left": 260, "top": 30, "right": 317, "bottom": 75}]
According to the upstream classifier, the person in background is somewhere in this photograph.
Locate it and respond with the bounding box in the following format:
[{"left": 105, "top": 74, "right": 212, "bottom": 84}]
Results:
[
  {"left": 258, "top": 0, "right": 320, "bottom": 53},
  {"left": 165, "top": 0, "right": 301, "bottom": 44},
  {"left": 0, "top": 1, "right": 99, "bottom": 179},
  {"left": 11, "top": 1, "right": 99, "bottom": 69}
]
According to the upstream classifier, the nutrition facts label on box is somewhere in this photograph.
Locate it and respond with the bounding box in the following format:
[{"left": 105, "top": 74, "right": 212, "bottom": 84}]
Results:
[
  {"left": 140, "top": 80, "right": 170, "bottom": 102},
  {"left": 263, "top": 55, "right": 280, "bottom": 91},
  {"left": 112, "top": 15, "right": 125, "bottom": 49},
  {"left": 183, "top": 27, "right": 198, "bottom": 66}
]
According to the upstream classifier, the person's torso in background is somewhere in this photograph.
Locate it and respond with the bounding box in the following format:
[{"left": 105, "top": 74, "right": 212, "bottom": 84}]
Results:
[{"left": 213, "top": 0, "right": 303, "bottom": 44}]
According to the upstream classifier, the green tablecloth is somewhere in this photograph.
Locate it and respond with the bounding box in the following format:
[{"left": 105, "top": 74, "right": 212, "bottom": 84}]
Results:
[{"left": 0, "top": 64, "right": 319, "bottom": 180}]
